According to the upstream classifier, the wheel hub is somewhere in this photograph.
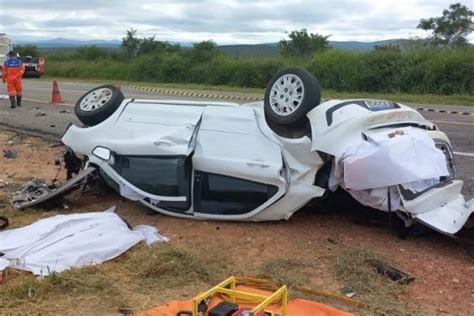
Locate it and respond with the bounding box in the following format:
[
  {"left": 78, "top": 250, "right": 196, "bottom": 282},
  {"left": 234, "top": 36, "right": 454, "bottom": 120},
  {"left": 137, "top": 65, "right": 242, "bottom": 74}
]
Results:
[
  {"left": 79, "top": 88, "right": 113, "bottom": 111},
  {"left": 269, "top": 74, "right": 304, "bottom": 116}
]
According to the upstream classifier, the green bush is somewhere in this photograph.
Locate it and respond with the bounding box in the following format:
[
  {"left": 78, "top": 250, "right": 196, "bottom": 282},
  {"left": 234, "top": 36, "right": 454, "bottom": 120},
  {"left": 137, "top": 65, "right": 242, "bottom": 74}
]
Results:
[
  {"left": 359, "top": 47, "right": 405, "bottom": 92},
  {"left": 309, "top": 49, "right": 363, "bottom": 91},
  {"left": 44, "top": 45, "right": 474, "bottom": 95}
]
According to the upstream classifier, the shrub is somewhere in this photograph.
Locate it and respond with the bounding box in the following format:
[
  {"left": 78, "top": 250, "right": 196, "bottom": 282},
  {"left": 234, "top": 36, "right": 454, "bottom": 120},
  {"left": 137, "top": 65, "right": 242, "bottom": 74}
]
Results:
[{"left": 44, "top": 45, "right": 474, "bottom": 95}]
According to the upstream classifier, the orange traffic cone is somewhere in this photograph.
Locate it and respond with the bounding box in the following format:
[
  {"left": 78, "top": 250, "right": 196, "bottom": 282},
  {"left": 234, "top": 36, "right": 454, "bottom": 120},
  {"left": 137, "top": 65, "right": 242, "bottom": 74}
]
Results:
[{"left": 51, "top": 80, "right": 63, "bottom": 104}]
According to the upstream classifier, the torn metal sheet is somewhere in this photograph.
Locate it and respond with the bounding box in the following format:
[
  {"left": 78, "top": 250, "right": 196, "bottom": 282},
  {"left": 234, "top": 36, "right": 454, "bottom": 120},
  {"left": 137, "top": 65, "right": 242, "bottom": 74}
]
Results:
[
  {"left": 0, "top": 207, "right": 168, "bottom": 276},
  {"left": 10, "top": 167, "right": 96, "bottom": 209}
]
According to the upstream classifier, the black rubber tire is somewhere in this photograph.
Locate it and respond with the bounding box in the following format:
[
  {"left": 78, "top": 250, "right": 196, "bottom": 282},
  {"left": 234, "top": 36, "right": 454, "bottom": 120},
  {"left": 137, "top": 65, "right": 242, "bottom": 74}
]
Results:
[
  {"left": 75, "top": 85, "right": 124, "bottom": 126},
  {"left": 0, "top": 216, "right": 9, "bottom": 230},
  {"left": 264, "top": 68, "right": 321, "bottom": 127}
]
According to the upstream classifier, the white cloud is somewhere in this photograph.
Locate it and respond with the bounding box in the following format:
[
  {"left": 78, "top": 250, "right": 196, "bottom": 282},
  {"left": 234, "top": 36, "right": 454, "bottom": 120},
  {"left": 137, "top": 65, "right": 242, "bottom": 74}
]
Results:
[{"left": 0, "top": 0, "right": 472, "bottom": 43}]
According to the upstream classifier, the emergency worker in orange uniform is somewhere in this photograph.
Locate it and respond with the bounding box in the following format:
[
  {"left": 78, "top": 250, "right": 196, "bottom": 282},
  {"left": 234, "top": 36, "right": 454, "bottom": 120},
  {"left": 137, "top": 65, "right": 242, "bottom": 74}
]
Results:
[{"left": 2, "top": 51, "right": 25, "bottom": 108}]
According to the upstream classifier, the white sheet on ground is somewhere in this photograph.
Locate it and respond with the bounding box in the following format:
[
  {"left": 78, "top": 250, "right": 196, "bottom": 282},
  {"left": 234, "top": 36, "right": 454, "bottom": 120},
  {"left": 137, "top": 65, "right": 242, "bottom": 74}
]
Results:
[
  {"left": 0, "top": 207, "right": 168, "bottom": 276},
  {"left": 342, "top": 127, "right": 449, "bottom": 190}
]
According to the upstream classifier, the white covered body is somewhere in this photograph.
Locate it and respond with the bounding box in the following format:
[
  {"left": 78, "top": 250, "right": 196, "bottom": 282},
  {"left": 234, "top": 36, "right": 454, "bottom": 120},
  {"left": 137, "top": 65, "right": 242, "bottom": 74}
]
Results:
[
  {"left": 62, "top": 98, "right": 473, "bottom": 235},
  {"left": 0, "top": 208, "right": 167, "bottom": 276}
]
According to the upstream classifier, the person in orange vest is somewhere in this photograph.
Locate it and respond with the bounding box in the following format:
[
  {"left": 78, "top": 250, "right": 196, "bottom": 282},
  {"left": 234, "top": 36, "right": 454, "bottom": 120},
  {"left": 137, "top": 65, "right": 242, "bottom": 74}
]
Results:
[{"left": 2, "top": 50, "right": 25, "bottom": 108}]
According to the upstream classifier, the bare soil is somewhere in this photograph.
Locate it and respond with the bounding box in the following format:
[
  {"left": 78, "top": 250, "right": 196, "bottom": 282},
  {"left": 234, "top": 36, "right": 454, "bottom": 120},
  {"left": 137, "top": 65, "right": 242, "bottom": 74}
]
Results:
[{"left": 0, "top": 130, "right": 473, "bottom": 315}]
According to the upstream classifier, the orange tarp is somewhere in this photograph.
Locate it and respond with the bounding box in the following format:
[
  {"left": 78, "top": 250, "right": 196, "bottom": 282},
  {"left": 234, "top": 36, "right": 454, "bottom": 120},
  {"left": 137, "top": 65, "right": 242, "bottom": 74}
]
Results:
[{"left": 137, "top": 286, "right": 354, "bottom": 316}]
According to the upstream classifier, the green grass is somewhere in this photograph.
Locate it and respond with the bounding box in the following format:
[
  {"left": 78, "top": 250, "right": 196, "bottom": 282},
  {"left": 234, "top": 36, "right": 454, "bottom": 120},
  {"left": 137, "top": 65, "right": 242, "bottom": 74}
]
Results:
[
  {"left": 0, "top": 266, "right": 118, "bottom": 311},
  {"left": 41, "top": 76, "right": 474, "bottom": 106},
  {"left": 126, "top": 245, "right": 230, "bottom": 290},
  {"left": 332, "top": 248, "right": 421, "bottom": 316},
  {"left": 256, "top": 258, "right": 307, "bottom": 288}
]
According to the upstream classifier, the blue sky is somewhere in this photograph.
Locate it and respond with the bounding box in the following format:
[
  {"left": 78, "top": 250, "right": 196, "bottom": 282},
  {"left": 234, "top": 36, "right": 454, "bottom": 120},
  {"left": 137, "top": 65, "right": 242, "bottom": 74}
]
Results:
[{"left": 0, "top": 0, "right": 472, "bottom": 44}]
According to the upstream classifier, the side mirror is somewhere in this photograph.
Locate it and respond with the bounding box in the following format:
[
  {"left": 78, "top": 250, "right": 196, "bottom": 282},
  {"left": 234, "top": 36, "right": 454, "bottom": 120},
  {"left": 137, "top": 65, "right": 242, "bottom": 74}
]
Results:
[{"left": 92, "top": 146, "right": 112, "bottom": 161}]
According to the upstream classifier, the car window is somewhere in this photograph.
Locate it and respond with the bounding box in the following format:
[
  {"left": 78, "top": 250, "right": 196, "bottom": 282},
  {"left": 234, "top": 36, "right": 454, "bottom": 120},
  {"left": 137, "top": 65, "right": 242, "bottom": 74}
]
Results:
[
  {"left": 194, "top": 171, "right": 278, "bottom": 215},
  {"left": 112, "top": 155, "right": 190, "bottom": 197}
]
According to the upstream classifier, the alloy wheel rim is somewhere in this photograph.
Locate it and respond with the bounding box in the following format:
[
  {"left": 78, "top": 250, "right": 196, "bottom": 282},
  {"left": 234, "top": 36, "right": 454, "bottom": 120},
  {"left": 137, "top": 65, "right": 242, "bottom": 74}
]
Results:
[
  {"left": 269, "top": 74, "right": 305, "bottom": 116},
  {"left": 79, "top": 88, "right": 113, "bottom": 111}
]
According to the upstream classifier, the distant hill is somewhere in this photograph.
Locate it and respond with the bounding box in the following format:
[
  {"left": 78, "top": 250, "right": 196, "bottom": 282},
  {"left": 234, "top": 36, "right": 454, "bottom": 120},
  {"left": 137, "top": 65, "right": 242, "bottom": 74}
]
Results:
[
  {"left": 15, "top": 38, "right": 193, "bottom": 49},
  {"left": 16, "top": 38, "right": 122, "bottom": 48},
  {"left": 329, "top": 39, "right": 404, "bottom": 51},
  {"left": 16, "top": 37, "right": 406, "bottom": 55},
  {"left": 219, "top": 43, "right": 279, "bottom": 57},
  {"left": 219, "top": 39, "right": 405, "bottom": 57}
]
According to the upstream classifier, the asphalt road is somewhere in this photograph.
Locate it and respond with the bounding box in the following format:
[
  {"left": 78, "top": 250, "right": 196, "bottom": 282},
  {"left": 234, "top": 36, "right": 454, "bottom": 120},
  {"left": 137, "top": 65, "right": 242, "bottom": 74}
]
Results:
[
  {"left": 20, "top": 79, "right": 251, "bottom": 105},
  {"left": 1, "top": 78, "right": 473, "bottom": 199}
]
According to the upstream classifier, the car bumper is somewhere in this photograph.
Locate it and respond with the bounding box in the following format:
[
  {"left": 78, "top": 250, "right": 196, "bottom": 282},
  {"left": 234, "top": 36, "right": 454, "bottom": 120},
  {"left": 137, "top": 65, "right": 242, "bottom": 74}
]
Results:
[{"left": 403, "top": 180, "right": 473, "bottom": 235}]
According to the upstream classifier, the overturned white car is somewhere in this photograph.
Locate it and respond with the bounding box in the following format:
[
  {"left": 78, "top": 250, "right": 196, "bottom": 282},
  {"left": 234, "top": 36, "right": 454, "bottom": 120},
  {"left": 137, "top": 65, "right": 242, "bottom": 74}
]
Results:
[{"left": 12, "top": 68, "right": 473, "bottom": 235}]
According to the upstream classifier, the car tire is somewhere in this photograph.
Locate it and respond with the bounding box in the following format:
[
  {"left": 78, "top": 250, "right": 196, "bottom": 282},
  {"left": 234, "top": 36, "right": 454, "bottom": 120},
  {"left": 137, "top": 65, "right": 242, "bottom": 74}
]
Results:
[
  {"left": 264, "top": 68, "right": 321, "bottom": 127},
  {"left": 75, "top": 85, "right": 124, "bottom": 126}
]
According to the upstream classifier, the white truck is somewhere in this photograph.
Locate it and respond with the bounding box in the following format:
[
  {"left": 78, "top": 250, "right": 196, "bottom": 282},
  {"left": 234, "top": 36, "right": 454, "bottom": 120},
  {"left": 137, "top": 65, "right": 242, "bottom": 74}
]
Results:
[{"left": 0, "top": 34, "right": 13, "bottom": 77}]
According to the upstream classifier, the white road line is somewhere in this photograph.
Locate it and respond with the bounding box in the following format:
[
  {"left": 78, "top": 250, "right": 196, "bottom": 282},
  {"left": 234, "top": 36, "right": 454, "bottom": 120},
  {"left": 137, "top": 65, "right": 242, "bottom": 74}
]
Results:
[{"left": 454, "top": 151, "right": 474, "bottom": 157}]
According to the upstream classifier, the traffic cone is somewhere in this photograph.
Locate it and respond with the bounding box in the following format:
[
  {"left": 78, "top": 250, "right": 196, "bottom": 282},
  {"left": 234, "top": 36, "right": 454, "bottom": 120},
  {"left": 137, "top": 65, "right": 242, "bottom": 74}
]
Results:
[{"left": 51, "top": 80, "right": 63, "bottom": 104}]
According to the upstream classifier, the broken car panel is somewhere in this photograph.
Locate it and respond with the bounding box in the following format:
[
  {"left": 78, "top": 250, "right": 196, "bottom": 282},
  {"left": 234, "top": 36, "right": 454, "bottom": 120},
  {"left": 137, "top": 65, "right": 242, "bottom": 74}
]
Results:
[{"left": 12, "top": 69, "right": 473, "bottom": 236}]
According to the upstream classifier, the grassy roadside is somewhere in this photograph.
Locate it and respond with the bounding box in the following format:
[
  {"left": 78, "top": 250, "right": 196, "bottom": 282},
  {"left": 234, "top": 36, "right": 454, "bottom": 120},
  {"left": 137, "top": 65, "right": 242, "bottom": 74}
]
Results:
[{"left": 41, "top": 76, "right": 474, "bottom": 106}]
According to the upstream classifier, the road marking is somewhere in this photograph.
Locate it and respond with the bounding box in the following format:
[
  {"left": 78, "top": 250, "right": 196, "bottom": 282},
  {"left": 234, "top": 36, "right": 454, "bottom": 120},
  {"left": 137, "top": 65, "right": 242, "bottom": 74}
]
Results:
[
  {"left": 454, "top": 151, "right": 474, "bottom": 157},
  {"left": 127, "top": 85, "right": 263, "bottom": 102},
  {"left": 416, "top": 107, "right": 474, "bottom": 117},
  {"left": 431, "top": 120, "right": 474, "bottom": 126}
]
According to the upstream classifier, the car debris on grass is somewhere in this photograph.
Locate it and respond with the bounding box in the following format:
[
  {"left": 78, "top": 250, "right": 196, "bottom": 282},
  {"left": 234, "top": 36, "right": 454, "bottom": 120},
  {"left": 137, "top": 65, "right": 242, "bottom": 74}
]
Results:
[{"left": 3, "top": 149, "right": 17, "bottom": 159}]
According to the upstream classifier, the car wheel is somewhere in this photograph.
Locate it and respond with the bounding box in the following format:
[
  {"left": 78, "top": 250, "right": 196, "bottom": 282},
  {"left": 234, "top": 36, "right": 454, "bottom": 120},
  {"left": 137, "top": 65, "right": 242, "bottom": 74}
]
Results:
[
  {"left": 75, "top": 85, "right": 124, "bottom": 126},
  {"left": 264, "top": 68, "right": 321, "bottom": 127}
]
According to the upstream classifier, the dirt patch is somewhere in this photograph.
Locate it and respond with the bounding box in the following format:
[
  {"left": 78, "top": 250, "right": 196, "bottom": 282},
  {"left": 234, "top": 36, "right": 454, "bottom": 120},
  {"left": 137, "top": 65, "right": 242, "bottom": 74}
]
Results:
[
  {"left": 0, "top": 130, "right": 473, "bottom": 315},
  {"left": 0, "top": 131, "right": 64, "bottom": 190}
]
